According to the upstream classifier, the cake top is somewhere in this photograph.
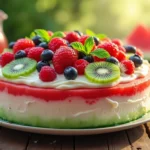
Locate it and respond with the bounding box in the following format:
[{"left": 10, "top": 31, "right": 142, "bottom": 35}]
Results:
[{"left": 0, "top": 29, "right": 148, "bottom": 89}]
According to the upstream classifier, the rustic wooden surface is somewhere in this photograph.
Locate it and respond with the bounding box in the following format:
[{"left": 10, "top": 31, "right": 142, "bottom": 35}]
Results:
[{"left": 0, "top": 123, "right": 150, "bottom": 150}]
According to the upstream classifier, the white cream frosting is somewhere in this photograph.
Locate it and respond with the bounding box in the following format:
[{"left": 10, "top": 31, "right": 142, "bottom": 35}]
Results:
[{"left": 0, "top": 60, "right": 149, "bottom": 89}]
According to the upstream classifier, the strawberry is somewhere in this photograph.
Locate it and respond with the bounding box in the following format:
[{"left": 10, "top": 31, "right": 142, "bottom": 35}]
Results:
[
  {"left": 1, "top": 52, "right": 14, "bottom": 67},
  {"left": 116, "top": 51, "right": 126, "bottom": 62},
  {"left": 53, "top": 46, "right": 78, "bottom": 74},
  {"left": 13, "top": 38, "right": 35, "bottom": 54},
  {"left": 65, "top": 32, "right": 80, "bottom": 43}
]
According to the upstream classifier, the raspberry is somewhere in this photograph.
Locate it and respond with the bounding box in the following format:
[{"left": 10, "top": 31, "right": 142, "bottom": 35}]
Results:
[
  {"left": 39, "top": 66, "right": 56, "bottom": 82},
  {"left": 48, "top": 37, "right": 67, "bottom": 53},
  {"left": 24, "top": 48, "right": 31, "bottom": 55},
  {"left": 27, "top": 47, "right": 44, "bottom": 62},
  {"left": 13, "top": 38, "right": 35, "bottom": 54},
  {"left": 1, "top": 52, "right": 14, "bottom": 67},
  {"left": 78, "top": 35, "right": 89, "bottom": 45},
  {"left": 118, "top": 46, "right": 126, "bottom": 52},
  {"left": 120, "top": 60, "right": 135, "bottom": 75},
  {"left": 93, "top": 56, "right": 106, "bottom": 62},
  {"left": 97, "top": 42, "right": 119, "bottom": 57},
  {"left": 112, "top": 39, "right": 123, "bottom": 46},
  {"left": 116, "top": 51, "right": 126, "bottom": 62},
  {"left": 65, "top": 32, "right": 80, "bottom": 43},
  {"left": 53, "top": 46, "right": 78, "bottom": 74},
  {"left": 74, "top": 59, "right": 89, "bottom": 75}
]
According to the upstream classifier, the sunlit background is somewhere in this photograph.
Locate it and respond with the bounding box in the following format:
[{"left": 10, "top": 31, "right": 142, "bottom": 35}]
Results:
[{"left": 1, "top": 0, "right": 150, "bottom": 42}]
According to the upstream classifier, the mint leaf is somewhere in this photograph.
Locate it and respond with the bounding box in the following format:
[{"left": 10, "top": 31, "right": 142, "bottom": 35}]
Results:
[
  {"left": 96, "top": 34, "right": 107, "bottom": 40},
  {"left": 51, "top": 31, "right": 65, "bottom": 39},
  {"left": 71, "top": 42, "right": 85, "bottom": 53},
  {"left": 86, "top": 29, "right": 95, "bottom": 36},
  {"left": 34, "top": 29, "right": 50, "bottom": 42},
  {"left": 84, "top": 37, "right": 94, "bottom": 54},
  {"left": 90, "top": 48, "right": 110, "bottom": 58},
  {"left": 30, "top": 31, "right": 36, "bottom": 39}
]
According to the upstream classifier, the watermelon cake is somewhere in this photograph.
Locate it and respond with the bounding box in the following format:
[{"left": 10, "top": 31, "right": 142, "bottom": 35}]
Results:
[{"left": 0, "top": 29, "right": 149, "bottom": 129}]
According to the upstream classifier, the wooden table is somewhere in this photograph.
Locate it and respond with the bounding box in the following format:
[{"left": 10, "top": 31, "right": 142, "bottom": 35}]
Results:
[{"left": 1, "top": 123, "right": 150, "bottom": 150}]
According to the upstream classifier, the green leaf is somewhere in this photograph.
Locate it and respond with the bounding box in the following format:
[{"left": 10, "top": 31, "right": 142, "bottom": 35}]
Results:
[
  {"left": 86, "top": 29, "right": 95, "bottom": 36},
  {"left": 34, "top": 29, "right": 50, "bottom": 42},
  {"left": 29, "top": 31, "right": 36, "bottom": 39},
  {"left": 90, "top": 48, "right": 110, "bottom": 58},
  {"left": 96, "top": 34, "right": 107, "bottom": 40},
  {"left": 84, "top": 37, "right": 94, "bottom": 54},
  {"left": 51, "top": 31, "right": 65, "bottom": 39},
  {"left": 71, "top": 42, "right": 85, "bottom": 53}
]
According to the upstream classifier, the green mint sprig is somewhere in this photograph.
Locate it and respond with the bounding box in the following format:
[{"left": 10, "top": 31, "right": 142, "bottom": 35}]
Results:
[{"left": 71, "top": 37, "right": 110, "bottom": 59}]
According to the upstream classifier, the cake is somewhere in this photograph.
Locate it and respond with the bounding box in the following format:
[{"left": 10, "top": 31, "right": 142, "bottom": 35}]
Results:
[{"left": 0, "top": 29, "right": 149, "bottom": 129}]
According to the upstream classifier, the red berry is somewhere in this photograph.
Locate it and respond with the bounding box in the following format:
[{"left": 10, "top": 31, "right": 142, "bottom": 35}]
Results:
[
  {"left": 74, "top": 59, "right": 89, "bottom": 75},
  {"left": 120, "top": 60, "right": 135, "bottom": 75},
  {"left": 116, "top": 51, "right": 126, "bottom": 62},
  {"left": 47, "top": 30, "right": 53, "bottom": 36},
  {"left": 13, "top": 38, "right": 35, "bottom": 54},
  {"left": 65, "top": 32, "right": 80, "bottom": 43},
  {"left": 1, "top": 52, "right": 14, "bottom": 67},
  {"left": 53, "top": 46, "right": 78, "bottom": 74},
  {"left": 78, "top": 35, "right": 89, "bottom": 45},
  {"left": 112, "top": 39, "right": 123, "bottom": 46},
  {"left": 136, "top": 48, "right": 143, "bottom": 57},
  {"left": 118, "top": 46, "right": 126, "bottom": 52},
  {"left": 48, "top": 37, "right": 67, "bottom": 53},
  {"left": 27, "top": 47, "right": 44, "bottom": 62},
  {"left": 24, "top": 48, "right": 31, "bottom": 55},
  {"left": 97, "top": 42, "right": 119, "bottom": 57},
  {"left": 39, "top": 66, "right": 56, "bottom": 82}
]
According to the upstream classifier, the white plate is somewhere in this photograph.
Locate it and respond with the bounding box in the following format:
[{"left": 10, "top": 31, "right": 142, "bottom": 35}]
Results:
[{"left": 0, "top": 112, "right": 150, "bottom": 135}]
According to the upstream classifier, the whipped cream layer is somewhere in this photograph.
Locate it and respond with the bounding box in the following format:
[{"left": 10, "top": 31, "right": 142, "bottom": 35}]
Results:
[{"left": 0, "top": 60, "right": 149, "bottom": 89}]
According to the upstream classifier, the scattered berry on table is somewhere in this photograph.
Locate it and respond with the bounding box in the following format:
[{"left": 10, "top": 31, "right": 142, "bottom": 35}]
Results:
[
  {"left": 65, "top": 31, "right": 80, "bottom": 43},
  {"left": 64, "top": 66, "right": 78, "bottom": 80},
  {"left": 13, "top": 38, "right": 35, "bottom": 54},
  {"left": 32, "top": 36, "right": 41, "bottom": 45},
  {"left": 124, "top": 45, "right": 136, "bottom": 53},
  {"left": 129, "top": 54, "right": 143, "bottom": 67},
  {"left": 1, "top": 52, "right": 14, "bottom": 67},
  {"left": 36, "top": 61, "right": 50, "bottom": 72},
  {"left": 106, "top": 57, "right": 119, "bottom": 65},
  {"left": 8, "top": 42, "right": 16, "bottom": 49},
  {"left": 15, "top": 50, "right": 27, "bottom": 59},
  {"left": 39, "top": 66, "right": 56, "bottom": 82},
  {"left": 48, "top": 37, "right": 68, "bottom": 53},
  {"left": 41, "top": 49, "right": 54, "bottom": 61},
  {"left": 38, "top": 42, "right": 49, "bottom": 49}
]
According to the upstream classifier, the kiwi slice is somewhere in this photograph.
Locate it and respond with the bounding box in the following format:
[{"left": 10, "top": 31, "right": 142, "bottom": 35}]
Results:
[
  {"left": 2, "top": 58, "right": 37, "bottom": 79},
  {"left": 85, "top": 62, "right": 120, "bottom": 84}
]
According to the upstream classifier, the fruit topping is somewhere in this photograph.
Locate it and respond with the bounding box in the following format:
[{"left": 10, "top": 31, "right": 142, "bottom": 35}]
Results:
[
  {"left": 78, "top": 35, "right": 89, "bottom": 45},
  {"left": 48, "top": 37, "right": 67, "bottom": 53},
  {"left": 85, "top": 62, "right": 120, "bottom": 84},
  {"left": 120, "top": 60, "right": 135, "bottom": 75},
  {"left": 53, "top": 46, "right": 78, "bottom": 74},
  {"left": 2, "top": 58, "right": 36, "bottom": 78},
  {"left": 106, "top": 57, "right": 119, "bottom": 65},
  {"left": 83, "top": 55, "right": 94, "bottom": 63},
  {"left": 74, "top": 59, "right": 89, "bottom": 75},
  {"left": 27, "top": 47, "right": 44, "bottom": 62},
  {"left": 13, "top": 38, "right": 35, "bottom": 54},
  {"left": 32, "top": 35, "right": 41, "bottom": 45},
  {"left": 124, "top": 45, "right": 136, "bottom": 53},
  {"left": 1, "top": 52, "right": 14, "bottom": 67},
  {"left": 8, "top": 41, "right": 16, "bottom": 49},
  {"left": 15, "top": 50, "right": 27, "bottom": 59},
  {"left": 112, "top": 39, "right": 122, "bottom": 46},
  {"left": 39, "top": 66, "right": 56, "bottom": 82},
  {"left": 38, "top": 42, "right": 49, "bottom": 49},
  {"left": 129, "top": 54, "right": 143, "bottom": 67},
  {"left": 36, "top": 61, "right": 50, "bottom": 72},
  {"left": 65, "top": 31, "right": 80, "bottom": 43},
  {"left": 41, "top": 49, "right": 54, "bottom": 61},
  {"left": 116, "top": 50, "right": 126, "bottom": 62},
  {"left": 64, "top": 66, "right": 78, "bottom": 80}
]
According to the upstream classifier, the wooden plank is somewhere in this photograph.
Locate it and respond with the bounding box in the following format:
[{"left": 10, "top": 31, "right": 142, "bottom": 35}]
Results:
[
  {"left": 0, "top": 127, "right": 29, "bottom": 150},
  {"left": 126, "top": 125, "right": 150, "bottom": 150},
  {"left": 27, "top": 134, "right": 74, "bottom": 150},
  {"left": 75, "top": 134, "right": 108, "bottom": 150},
  {"left": 107, "top": 131, "right": 131, "bottom": 150}
]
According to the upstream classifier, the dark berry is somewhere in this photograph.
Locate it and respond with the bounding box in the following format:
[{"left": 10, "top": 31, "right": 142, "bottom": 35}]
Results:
[
  {"left": 74, "top": 30, "right": 83, "bottom": 36},
  {"left": 38, "top": 42, "right": 49, "bottom": 49},
  {"left": 83, "top": 55, "right": 94, "bottom": 63},
  {"left": 123, "top": 45, "right": 136, "bottom": 53},
  {"left": 36, "top": 61, "right": 50, "bottom": 72},
  {"left": 78, "top": 52, "right": 86, "bottom": 59},
  {"left": 129, "top": 54, "right": 143, "bottom": 67},
  {"left": 41, "top": 49, "right": 54, "bottom": 61},
  {"left": 93, "top": 37, "right": 100, "bottom": 46},
  {"left": 8, "top": 41, "right": 16, "bottom": 49},
  {"left": 106, "top": 57, "right": 119, "bottom": 65},
  {"left": 15, "top": 50, "right": 27, "bottom": 59},
  {"left": 32, "top": 36, "right": 41, "bottom": 45},
  {"left": 64, "top": 66, "right": 78, "bottom": 80}
]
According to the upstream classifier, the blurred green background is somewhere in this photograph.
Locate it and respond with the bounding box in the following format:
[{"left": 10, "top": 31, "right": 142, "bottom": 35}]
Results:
[{"left": 1, "top": 0, "right": 150, "bottom": 42}]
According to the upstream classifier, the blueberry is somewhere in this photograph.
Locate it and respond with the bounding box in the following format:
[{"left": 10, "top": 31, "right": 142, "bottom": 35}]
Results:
[
  {"left": 41, "top": 49, "right": 54, "bottom": 61},
  {"left": 83, "top": 55, "right": 94, "bottom": 63},
  {"left": 106, "top": 57, "right": 119, "bottom": 65},
  {"left": 93, "top": 37, "right": 100, "bottom": 46},
  {"left": 38, "top": 42, "right": 49, "bottom": 49},
  {"left": 78, "top": 52, "right": 86, "bottom": 59},
  {"left": 36, "top": 61, "right": 50, "bottom": 72},
  {"left": 32, "top": 36, "right": 41, "bottom": 45},
  {"left": 15, "top": 50, "right": 27, "bottom": 59},
  {"left": 123, "top": 45, "right": 136, "bottom": 53},
  {"left": 74, "top": 30, "right": 83, "bottom": 36},
  {"left": 129, "top": 54, "right": 143, "bottom": 67},
  {"left": 64, "top": 66, "right": 78, "bottom": 80},
  {"left": 8, "top": 41, "right": 16, "bottom": 49}
]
